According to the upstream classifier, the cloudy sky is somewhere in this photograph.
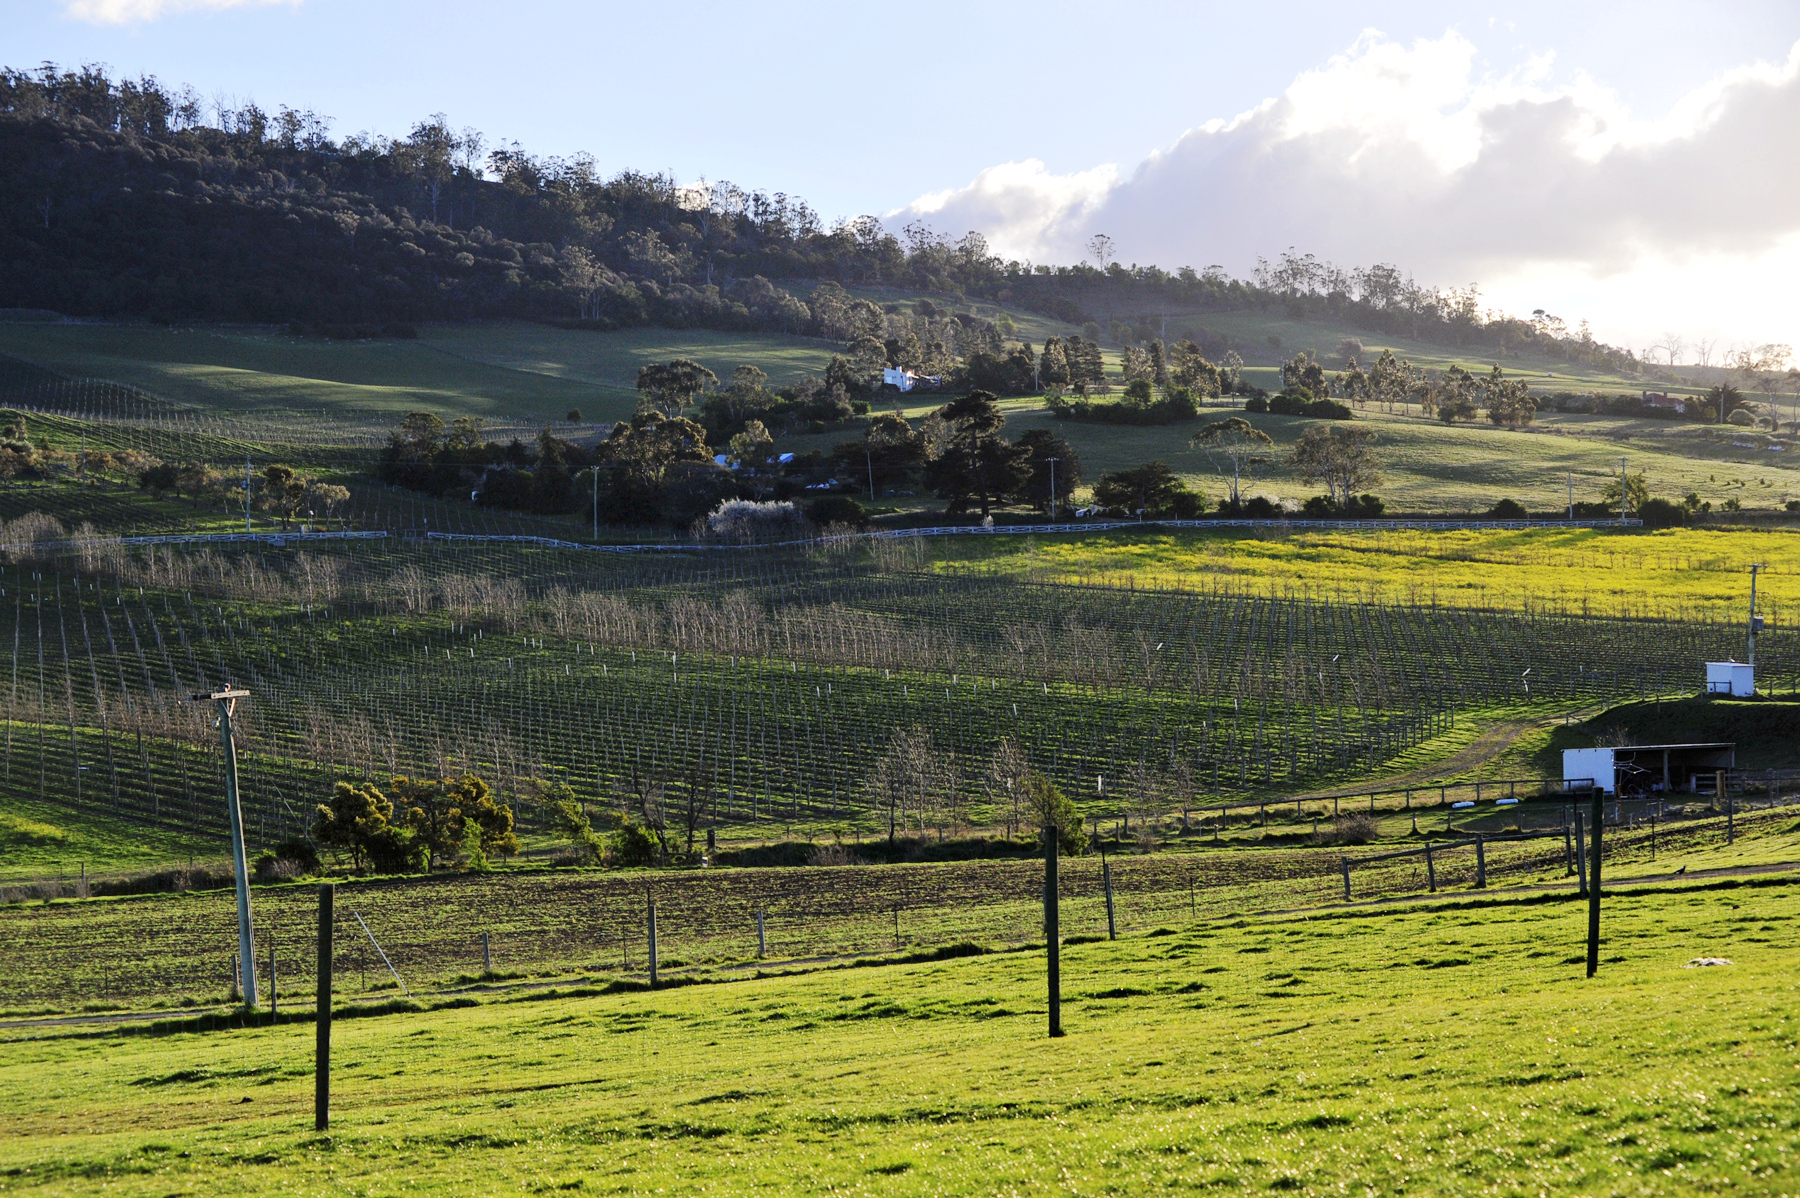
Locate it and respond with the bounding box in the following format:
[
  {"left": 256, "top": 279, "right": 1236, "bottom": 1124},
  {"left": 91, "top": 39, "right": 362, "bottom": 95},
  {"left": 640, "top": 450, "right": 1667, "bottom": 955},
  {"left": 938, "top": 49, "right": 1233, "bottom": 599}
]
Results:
[{"left": 8, "top": 0, "right": 1800, "bottom": 353}]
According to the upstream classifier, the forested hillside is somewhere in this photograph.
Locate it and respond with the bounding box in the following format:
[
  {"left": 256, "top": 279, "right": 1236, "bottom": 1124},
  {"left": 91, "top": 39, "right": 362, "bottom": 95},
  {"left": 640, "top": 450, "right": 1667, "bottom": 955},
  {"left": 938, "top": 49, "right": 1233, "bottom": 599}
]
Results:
[{"left": 0, "top": 63, "right": 1643, "bottom": 372}]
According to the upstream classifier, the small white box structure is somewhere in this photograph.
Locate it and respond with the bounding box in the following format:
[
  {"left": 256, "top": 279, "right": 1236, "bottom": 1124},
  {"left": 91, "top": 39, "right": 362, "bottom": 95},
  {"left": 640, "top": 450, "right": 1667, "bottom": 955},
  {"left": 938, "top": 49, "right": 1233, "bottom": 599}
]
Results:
[
  {"left": 1705, "top": 661, "right": 1755, "bottom": 696},
  {"left": 883, "top": 367, "right": 916, "bottom": 392},
  {"left": 1564, "top": 747, "right": 1616, "bottom": 794}
]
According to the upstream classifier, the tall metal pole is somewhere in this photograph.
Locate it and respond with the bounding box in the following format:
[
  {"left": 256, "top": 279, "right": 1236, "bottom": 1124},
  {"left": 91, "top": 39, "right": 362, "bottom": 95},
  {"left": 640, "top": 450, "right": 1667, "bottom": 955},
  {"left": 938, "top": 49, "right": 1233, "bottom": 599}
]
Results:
[
  {"left": 1045, "top": 457, "right": 1060, "bottom": 520},
  {"left": 244, "top": 457, "right": 252, "bottom": 533},
  {"left": 1618, "top": 457, "right": 1627, "bottom": 525},
  {"left": 1749, "top": 563, "right": 1763, "bottom": 669},
  {"left": 198, "top": 688, "right": 256, "bottom": 1009},
  {"left": 592, "top": 467, "right": 599, "bottom": 539}
]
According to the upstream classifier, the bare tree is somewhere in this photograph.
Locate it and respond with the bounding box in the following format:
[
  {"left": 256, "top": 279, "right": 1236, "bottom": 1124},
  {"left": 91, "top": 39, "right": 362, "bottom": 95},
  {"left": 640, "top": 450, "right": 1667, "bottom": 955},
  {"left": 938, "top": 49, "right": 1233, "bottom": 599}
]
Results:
[
  {"left": 866, "top": 727, "right": 955, "bottom": 842},
  {"left": 983, "top": 737, "right": 1031, "bottom": 837},
  {"left": 1086, "top": 234, "right": 1116, "bottom": 271}
]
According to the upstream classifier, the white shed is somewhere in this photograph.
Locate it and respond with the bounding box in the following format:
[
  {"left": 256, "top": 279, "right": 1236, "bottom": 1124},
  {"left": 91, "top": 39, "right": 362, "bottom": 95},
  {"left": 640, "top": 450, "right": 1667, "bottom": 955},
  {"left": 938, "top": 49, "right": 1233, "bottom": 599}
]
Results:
[
  {"left": 883, "top": 367, "right": 916, "bottom": 392},
  {"left": 1705, "top": 661, "right": 1755, "bottom": 697},
  {"left": 1563, "top": 747, "right": 1616, "bottom": 794}
]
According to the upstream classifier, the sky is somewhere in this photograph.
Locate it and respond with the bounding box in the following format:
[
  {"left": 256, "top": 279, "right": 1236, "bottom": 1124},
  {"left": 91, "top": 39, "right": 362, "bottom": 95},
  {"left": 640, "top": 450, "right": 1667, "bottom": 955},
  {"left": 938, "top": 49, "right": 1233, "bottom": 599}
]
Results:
[{"left": 8, "top": 0, "right": 1800, "bottom": 355}]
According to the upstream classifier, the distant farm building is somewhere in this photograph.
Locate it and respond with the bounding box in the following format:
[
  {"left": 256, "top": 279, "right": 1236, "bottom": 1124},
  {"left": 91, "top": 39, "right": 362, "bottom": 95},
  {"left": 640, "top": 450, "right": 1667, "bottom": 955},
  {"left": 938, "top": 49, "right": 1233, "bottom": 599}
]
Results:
[
  {"left": 1706, "top": 661, "right": 1755, "bottom": 697},
  {"left": 1563, "top": 743, "right": 1736, "bottom": 796},
  {"left": 1641, "top": 391, "right": 1688, "bottom": 413}
]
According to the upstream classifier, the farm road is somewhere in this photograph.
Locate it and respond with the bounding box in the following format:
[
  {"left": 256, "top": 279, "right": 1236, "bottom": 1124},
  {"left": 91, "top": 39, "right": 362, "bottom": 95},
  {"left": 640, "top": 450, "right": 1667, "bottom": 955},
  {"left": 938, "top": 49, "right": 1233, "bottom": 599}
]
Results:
[{"left": 1291, "top": 703, "right": 1609, "bottom": 800}]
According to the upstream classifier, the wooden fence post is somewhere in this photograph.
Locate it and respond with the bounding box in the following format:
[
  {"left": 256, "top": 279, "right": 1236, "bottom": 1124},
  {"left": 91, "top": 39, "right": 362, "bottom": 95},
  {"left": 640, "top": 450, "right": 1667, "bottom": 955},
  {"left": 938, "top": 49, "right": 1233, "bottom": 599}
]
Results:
[
  {"left": 1045, "top": 821, "right": 1062, "bottom": 1038},
  {"left": 315, "top": 882, "right": 333, "bottom": 1133},
  {"left": 647, "top": 899, "right": 658, "bottom": 989},
  {"left": 482, "top": 931, "right": 491, "bottom": 974},
  {"left": 1475, "top": 837, "right": 1487, "bottom": 889},
  {"left": 756, "top": 909, "right": 766, "bottom": 958},
  {"left": 1574, "top": 809, "right": 1588, "bottom": 898},
  {"left": 1340, "top": 857, "right": 1351, "bottom": 901},
  {"left": 1720, "top": 770, "right": 1732, "bottom": 843},
  {"left": 1587, "top": 786, "right": 1603, "bottom": 978},
  {"left": 1102, "top": 860, "right": 1116, "bottom": 940},
  {"left": 1563, "top": 814, "right": 1574, "bottom": 876},
  {"left": 269, "top": 942, "right": 277, "bottom": 1016},
  {"left": 1424, "top": 843, "right": 1436, "bottom": 893}
]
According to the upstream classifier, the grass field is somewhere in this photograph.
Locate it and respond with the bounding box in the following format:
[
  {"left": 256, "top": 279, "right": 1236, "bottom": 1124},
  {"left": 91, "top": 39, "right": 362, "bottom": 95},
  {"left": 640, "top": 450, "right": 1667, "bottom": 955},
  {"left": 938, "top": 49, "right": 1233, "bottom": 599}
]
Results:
[
  {"left": 0, "top": 873, "right": 1795, "bottom": 1194},
  {"left": 0, "top": 796, "right": 223, "bottom": 884},
  {"left": 948, "top": 525, "right": 1800, "bottom": 620}
]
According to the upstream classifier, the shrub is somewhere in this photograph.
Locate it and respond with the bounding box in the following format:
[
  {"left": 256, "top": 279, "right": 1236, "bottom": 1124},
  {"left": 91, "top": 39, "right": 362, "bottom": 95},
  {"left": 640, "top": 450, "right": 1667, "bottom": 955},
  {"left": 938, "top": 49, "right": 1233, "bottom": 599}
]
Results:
[
  {"left": 608, "top": 818, "right": 661, "bottom": 867},
  {"left": 270, "top": 836, "right": 319, "bottom": 874},
  {"left": 1047, "top": 390, "right": 1197, "bottom": 425},
  {"left": 1244, "top": 395, "right": 1269, "bottom": 413},
  {"left": 1727, "top": 408, "right": 1757, "bottom": 426},
  {"left": 1490, "top": 498, "right": 1528, "bottom": 519},
  {"left": 705, "top": 498, "right": 812, "bottom": 543},
  {"left": 1786, "top": 500, "right": 1800, "bottom": 513},
  {"left": 1637, "top": 497, "right": 1687, "bottom": 529},
  {"left": 1313, "top": 813, "right": 1378, "bottom": 845},
  {"left": 1243, "top": 495, "right": 1278, "bottom": 518},
  {"left": 1268, "top": 391, "right": 1353, "bottom": 419},
  {"left": 808, "top": 842, "right": 859, "bottom": 866},
  {"left": 1303, "top": 494, "right": 1385, "bottom": 518},
  {"left": 806, "top": 495, "right": 868, "bottom": 529}
]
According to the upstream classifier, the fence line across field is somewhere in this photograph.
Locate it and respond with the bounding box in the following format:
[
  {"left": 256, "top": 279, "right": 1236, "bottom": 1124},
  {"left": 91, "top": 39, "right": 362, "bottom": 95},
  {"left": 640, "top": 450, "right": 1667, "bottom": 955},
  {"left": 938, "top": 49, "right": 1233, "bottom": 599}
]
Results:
[
  {"left": 1, "top": 800, "right": 1786, "bottom": 1011},
  {"left": 420, "top": 517, "right": 1641, "bottom": 555}
]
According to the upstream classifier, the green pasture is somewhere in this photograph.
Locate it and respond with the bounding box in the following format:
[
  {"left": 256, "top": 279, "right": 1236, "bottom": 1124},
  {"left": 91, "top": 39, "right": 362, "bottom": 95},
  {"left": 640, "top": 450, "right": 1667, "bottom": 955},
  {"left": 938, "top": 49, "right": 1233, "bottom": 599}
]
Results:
[
  {"left": 858, "top": 401, "right": 1800, "bottom": 514},
  {"left": 0, "top": 323, "right": 599, "bottom": 423},
  {"left": 3, "top": 314, "right": 1791, "bottom": 519},
  {"left": 0, "top": 796, "right": 222, "bottom": 883},
  {"left": 0, "top": 876, "right": 1794, "bottom": 1194}
]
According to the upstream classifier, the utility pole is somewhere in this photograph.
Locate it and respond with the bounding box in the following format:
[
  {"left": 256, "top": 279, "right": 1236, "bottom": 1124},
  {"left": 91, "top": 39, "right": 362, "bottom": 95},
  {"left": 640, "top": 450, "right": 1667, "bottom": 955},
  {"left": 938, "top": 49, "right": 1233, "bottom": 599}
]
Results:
[
  {"left": 244, "top": 457, "right": 253, "bottom": 533},
  {"left": 1749, "top": 563, "right": 1765, "bottom": 671},
  {"left": 592, "top": 467, "right": 599, "bottom": 540},
  {"left": 196, "top": 687, "right": 256, "bottom": 1010},
  {"left": 1618, "top": 457, "right": 1628, "bottom": 525},
  {"left": 867, "top": 446, "right": 876, "bottom": 504},
  {"left": 1044, "top": 457, "right": 1060, "bottom": 520}
]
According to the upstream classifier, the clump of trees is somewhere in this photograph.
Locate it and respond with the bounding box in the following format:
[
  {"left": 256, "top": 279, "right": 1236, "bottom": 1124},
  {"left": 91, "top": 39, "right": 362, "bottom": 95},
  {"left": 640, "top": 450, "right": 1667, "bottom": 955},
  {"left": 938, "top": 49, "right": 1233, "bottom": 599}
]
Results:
[
  {"left": 830, "top": 391, "right": 1081, "bottom": 516},
  {"left": 136, "top": 455, "right": 345, "bottom": 526},
  {"left": 313, "top": 773, "right": 517, "bottom": 873},
  {"left": 1092, "top": 462, "right": 1207, "bottom": 518}
]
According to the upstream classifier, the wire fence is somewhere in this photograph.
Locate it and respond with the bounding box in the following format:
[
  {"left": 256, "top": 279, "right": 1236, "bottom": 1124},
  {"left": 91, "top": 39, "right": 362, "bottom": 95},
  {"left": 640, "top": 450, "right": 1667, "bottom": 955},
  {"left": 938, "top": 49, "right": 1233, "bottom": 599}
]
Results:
[{"left": 0, "top": 801, "right": 1786, "bottom": 1011}]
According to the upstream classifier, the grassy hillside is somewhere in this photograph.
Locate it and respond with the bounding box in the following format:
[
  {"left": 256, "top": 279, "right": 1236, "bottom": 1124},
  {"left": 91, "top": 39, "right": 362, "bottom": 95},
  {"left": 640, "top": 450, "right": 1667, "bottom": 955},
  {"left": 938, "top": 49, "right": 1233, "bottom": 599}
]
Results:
[
  {"left": 3, "top": 310, "right": 1796, "bottom": 519},
  {"left": 0, "top": 797, "right": 223, "bottom": 883},
  {"left": 1, "top": 875, "right": 1796, "bottom": 1193}
]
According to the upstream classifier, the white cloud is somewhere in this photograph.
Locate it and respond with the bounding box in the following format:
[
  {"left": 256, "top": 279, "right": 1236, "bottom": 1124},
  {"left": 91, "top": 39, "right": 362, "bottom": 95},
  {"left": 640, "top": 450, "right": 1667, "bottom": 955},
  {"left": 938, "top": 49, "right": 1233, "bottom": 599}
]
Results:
[
  {"left": 62, "top": 0, "right": 298, "bottom": 25},
  {"left": 894, "top": 31, "right": 1800, "bottom": 348}
]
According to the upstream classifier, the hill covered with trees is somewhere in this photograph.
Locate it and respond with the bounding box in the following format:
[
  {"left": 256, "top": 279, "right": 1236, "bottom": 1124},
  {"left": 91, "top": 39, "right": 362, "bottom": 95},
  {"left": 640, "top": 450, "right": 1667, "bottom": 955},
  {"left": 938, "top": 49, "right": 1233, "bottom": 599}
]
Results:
[{"left": 1, "top": 62, "right": 1643, "bottom": 373}]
